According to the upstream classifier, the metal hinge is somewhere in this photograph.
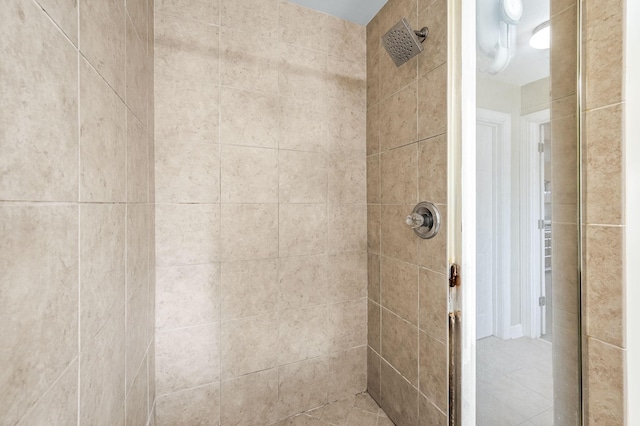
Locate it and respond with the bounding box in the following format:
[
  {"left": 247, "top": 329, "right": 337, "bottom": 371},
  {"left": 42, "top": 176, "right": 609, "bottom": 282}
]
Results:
[
  {"left": 539, "top": 296, "right": 546, "bottom": 306},
  {"left": 538, "top": 219, "right": 545, "bottom": 229},
  {"left": 538, "top": 142, "right": 545, "bottom": 153},
  {"left": 449, "top": 264, "right": 460, "bottom": 288}
]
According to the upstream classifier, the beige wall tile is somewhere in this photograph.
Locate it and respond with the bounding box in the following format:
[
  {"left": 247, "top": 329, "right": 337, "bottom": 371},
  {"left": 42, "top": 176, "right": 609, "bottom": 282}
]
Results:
[
  {"left": 327, "top": 251, "right": 368, "bottom": 303},
  {"left": 221, "top": 259, "right": 279, "bottom": 320},
  {"left": 1, "top": 1, "right": 79, "bottom": 202},
  {"left": 584, "top": 0, "right": 623, "bottom": 109},
  {"left": 280, "top": 45, "right": 328, "bottom": 100},
  {"left": 418, "top": 64, "right": 447, "bottom": 140},
  {"left": 367, "top": 155, "right": 381, "bottom": 204},
  {"left": 156, "top": 0, "right": 219, "bottom": 25},
  {"left": 21, "top": 360, "right": 78, "bottom": 426},
  {"left": 155, "top": 141, "right": 220, "bottom": 203},
  {"left": 221, "top": 204, "right": 278, "bottom": 261},
  {"left": 220, "top": 88, "right": 280, "bottom": 149},
  {"left": 584, "top": 104, "right": 624, "bottom": 225},
  {"left": 79, "top": 0, "right": 125, "bottom": 97},
  {"left": 551, "top": 224, "right": 580, "bottom": 316},
  {"left": 221, "top": 27, "right": 280, "bottom": 93},
  {"left": 550, "top": 6, "right": 577, "bottom": 101},
  {"left": 381, "top": 144, "right": 418, "bottom": 204},
  {"left": 80, "top": 204, "right": 126, "bottom": 347},
  {"left": 126, "top": 355, "right": 149, "bottom": 426},
  {"left": 367, "top": 104, "right": 381, "bottom": 155},
  {"left": 279, "top": 306, "right": 329, "bottom": 364},
  {"left": 418, "top": 134, "right": 447, "bottom": 204},
  {"left": 419, "top": 268, "right": 447, "bottom": 343},
  {"left": 221, "top": 145, "right": 278, "bottom": 203},
  {"left": 156, "top": 324, "right": 220, "bottom": 395},
  {"left": 35, "top": 0, "right": 78, "bottom": 44},
  {"left": 366, "top": 13, "right": 382, "bottom": 57},
  {"left": 368, "top": 253, "right": 381, "bottom": 304},
  {"left": 156, "top": 264, "right": 221, "bottom": 331},
  {"left": 279, "top": 150, "right": 327, "bottom": 204},
  {"left": 327, "top": 16, "right": 366, "bottom": 63},
  {"left": 367, "top": 51, "right": 380, "bottom": 109},
  {"left": 380, "top": 83, "right": 418, "bottom": 151},
  {"left": 328, "top": 204, "right": 367, "bottom": 253},
  {"left": 419, "top": 394, "right": 447, "bottom": 426},
  {"left": 368, "top": 301, "right": 382, "bottom": 354},
  {"left": 586, "top": 225, "right": 624, "bottom": 347},
  {"left": 327, "top": 55, "right": 366, "bottom": 111},
  {"left": 327, "top": 107, "right": 366, "bottom": 157},
  {"left": 126, "top": 16, "right": 148, "bottom": 125},
  {"left": 587, "top": 338, "right": 625, "bottom": 425},
  {"left": 154, "top": 14, "right": 219, "bottom": 144},
  {"left": 279, "top": 96, "right": 327, "bottom": 153},
  {"left": 328, "top": 299, "right": 367, "bottom": 351},
  {"left": 0, "top": 204, "right": 78, "bottom": 424},
  {"left": 381, "top": 309, "right": 418, "bottom": 385},
  {"left": 367, "top": 205, "right": 381, "bottom": 254},
  {"left": 419, "top": 332, "right": 447, "bottom": 411},
  {"left": 380, "top": 359, "right": 419, "bottom": 426},
  {"left": 381, "top": 257, "right": 419, "bottom": 325},
  {"left": 222, "top": 313, "right": 279, "bottom": 378},
  {"left": 551, "top": 115, "right": 578, "bottom": 206},
  {"left": 417, "top": 204, "right": 447, "bottom": 273},
  {"left": 367, "top": 348, "right": 382, "bottom": 404},
  {"left": 156, "top": 203, "right": 220, "bottom": 266},
  {"left": 279, "top": 255, "right": 328, "bottom": 310},
  {"left": 327, "top": 347, "right": 367, "bottom": 401},
  {"left": 127, "top": 0, "right": 148, "bottom": 53},
  {"left": 155, "top": 383, "right": 220, "bottom": 426},
  {"left": 279, "top": 1, "right": 328, "bottom": 51},
  {"left": 278, "top": 357, "right": 329, "bottom": 418},
  {"left": 279, "top": 204, "right": 328, "bottom": 256},
  {"left": 221, "top": 369, "right": 279, "bottom": 425},
  {"left": 328, "top": 155, "right": 366, "bottom": 204},
  {"left": 127, "top": 111, "right": 149, "bottom": 203},
  {"left": 79, "top": 58, "right": 127, "bottom": 203},
  {"left": 381, "top": 204, "right": 418, "bottom": 264},
  {"left": 378, "top": 43, "right": 417, "bottom": 102},
  {"left": 418, "top": 0, "right": 447, "bottom": 75},
  {"left": 221, "top": 0, "right": 278, "bottom": 37}
]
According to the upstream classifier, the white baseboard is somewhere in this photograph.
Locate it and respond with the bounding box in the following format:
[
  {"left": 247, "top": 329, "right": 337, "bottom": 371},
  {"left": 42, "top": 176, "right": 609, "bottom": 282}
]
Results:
[{"left": 509, "top": 324, "right": 523, "bottom": 339}]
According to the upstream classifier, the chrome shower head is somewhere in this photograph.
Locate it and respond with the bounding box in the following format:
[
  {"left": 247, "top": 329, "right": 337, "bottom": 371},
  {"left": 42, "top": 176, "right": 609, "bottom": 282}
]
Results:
[{"left": 381, "top": 18, "right": 429, "bottom": 67}]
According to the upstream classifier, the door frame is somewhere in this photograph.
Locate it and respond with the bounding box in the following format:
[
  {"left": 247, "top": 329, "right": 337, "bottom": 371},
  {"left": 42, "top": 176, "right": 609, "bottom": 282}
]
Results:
[
  {"left": 520, "top": 109, "right": 550, "bottom": 339},
  {"left": 476, "top": 108, "right": 512, "bottom": 340}
]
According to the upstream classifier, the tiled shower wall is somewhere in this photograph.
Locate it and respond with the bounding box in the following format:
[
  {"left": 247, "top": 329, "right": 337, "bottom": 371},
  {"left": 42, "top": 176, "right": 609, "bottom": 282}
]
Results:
[
  {"left": 1, "top": 0, "right": 155, "bottom": 425},
  {"left": 366, "top": 0, "right": 449, "bottom": 424},
  {"left": 582, "top": 0, "right": 627, "bottom": 423},
  {"left": 153, "top": 1, "right": 368, "bottom": 424}
]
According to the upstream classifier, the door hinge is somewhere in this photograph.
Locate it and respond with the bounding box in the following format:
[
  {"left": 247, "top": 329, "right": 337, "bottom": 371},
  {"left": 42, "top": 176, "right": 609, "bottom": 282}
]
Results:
[
  {"left": 538, "top": 142, "right": 545, "bottom": 153},
  {"left": 538, "top": 219, "right": 545, "bottom": 229},
  {"left": 449, "top": 264, "right": 460, "bottom": 288},
  {"left": 539, "top": 296, "right": 546, "bottom": 306}
]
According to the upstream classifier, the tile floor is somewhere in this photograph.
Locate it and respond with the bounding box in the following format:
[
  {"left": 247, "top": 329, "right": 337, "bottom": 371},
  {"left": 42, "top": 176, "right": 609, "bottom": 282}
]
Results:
[
  {"left": 477, "top": 336, "right": 554, "bottom": 426},
  {"left": 272, "top": 392, "right": 394, "bottom": 426}
]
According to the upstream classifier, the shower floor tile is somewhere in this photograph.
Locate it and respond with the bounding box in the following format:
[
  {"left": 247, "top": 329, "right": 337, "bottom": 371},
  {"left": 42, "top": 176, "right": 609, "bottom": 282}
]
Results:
[{"left": 272, "top": 392, "right": 393, "bottom": 426}]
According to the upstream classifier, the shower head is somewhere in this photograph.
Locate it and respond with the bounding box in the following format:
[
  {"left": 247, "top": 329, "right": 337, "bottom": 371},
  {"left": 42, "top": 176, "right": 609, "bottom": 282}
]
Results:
[{"left": 381, "top": 18, "right": 429, "bottom": 67}]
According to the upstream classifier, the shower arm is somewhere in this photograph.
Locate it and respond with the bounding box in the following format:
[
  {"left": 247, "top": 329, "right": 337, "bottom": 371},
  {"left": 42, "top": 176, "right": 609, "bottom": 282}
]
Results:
[{"left": 414, "top": 27, "right": 429, "bottom": 43}]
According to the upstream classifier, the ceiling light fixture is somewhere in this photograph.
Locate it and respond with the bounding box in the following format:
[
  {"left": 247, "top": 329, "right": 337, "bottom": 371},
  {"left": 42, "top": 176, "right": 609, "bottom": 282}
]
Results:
[{"left": 530, "top": 20, "right": 551, "bottom": 50}]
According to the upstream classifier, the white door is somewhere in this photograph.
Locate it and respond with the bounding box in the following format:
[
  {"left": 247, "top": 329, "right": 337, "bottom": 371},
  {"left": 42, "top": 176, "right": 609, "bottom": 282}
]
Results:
[{"left": 476, "top": 123, "right": 495, "bottom": 339}]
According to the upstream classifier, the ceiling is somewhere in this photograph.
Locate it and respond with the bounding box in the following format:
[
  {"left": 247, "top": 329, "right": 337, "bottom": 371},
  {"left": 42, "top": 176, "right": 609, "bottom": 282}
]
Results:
[
  {"left": 287, "top": 0, "right": 387, "bottom": 25},
  {"left": 481, "top": 0, "right": 550, "bottom": 86}
]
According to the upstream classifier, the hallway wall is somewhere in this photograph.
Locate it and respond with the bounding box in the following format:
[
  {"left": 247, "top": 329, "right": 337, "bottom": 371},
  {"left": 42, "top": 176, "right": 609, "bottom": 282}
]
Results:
[
  {"left": 366, "top": 0, "right": 449, "bottom": 424},
  {"left": 153, "top": 1, "right": 368, "bottom": 424},
  {"left": 0, "top": 0, "right": 156, "bottom": 424}
]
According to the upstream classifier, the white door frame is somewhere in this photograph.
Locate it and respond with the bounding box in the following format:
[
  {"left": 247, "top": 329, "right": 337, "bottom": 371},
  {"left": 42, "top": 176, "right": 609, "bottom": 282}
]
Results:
[
  {"left": 477, "top": 108, "right": 512, "bottom": 340},
  {"left": 520, "top": 109, "right": 550, "bottom": 339}
]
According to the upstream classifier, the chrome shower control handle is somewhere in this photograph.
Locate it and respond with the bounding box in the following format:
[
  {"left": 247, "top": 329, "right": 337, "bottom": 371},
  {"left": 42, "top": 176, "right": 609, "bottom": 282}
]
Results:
[
  {"left": 406, "top": 213, "right": 425, "bottom": 229},
  {"left": 406, "top": 202, "right": 441, "bottom": 239}
]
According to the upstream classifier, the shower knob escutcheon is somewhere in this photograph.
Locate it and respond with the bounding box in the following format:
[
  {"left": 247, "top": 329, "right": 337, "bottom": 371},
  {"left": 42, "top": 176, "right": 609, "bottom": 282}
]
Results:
[{"left": 405, "top": 202, "right": 441, "bottom": 239}]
